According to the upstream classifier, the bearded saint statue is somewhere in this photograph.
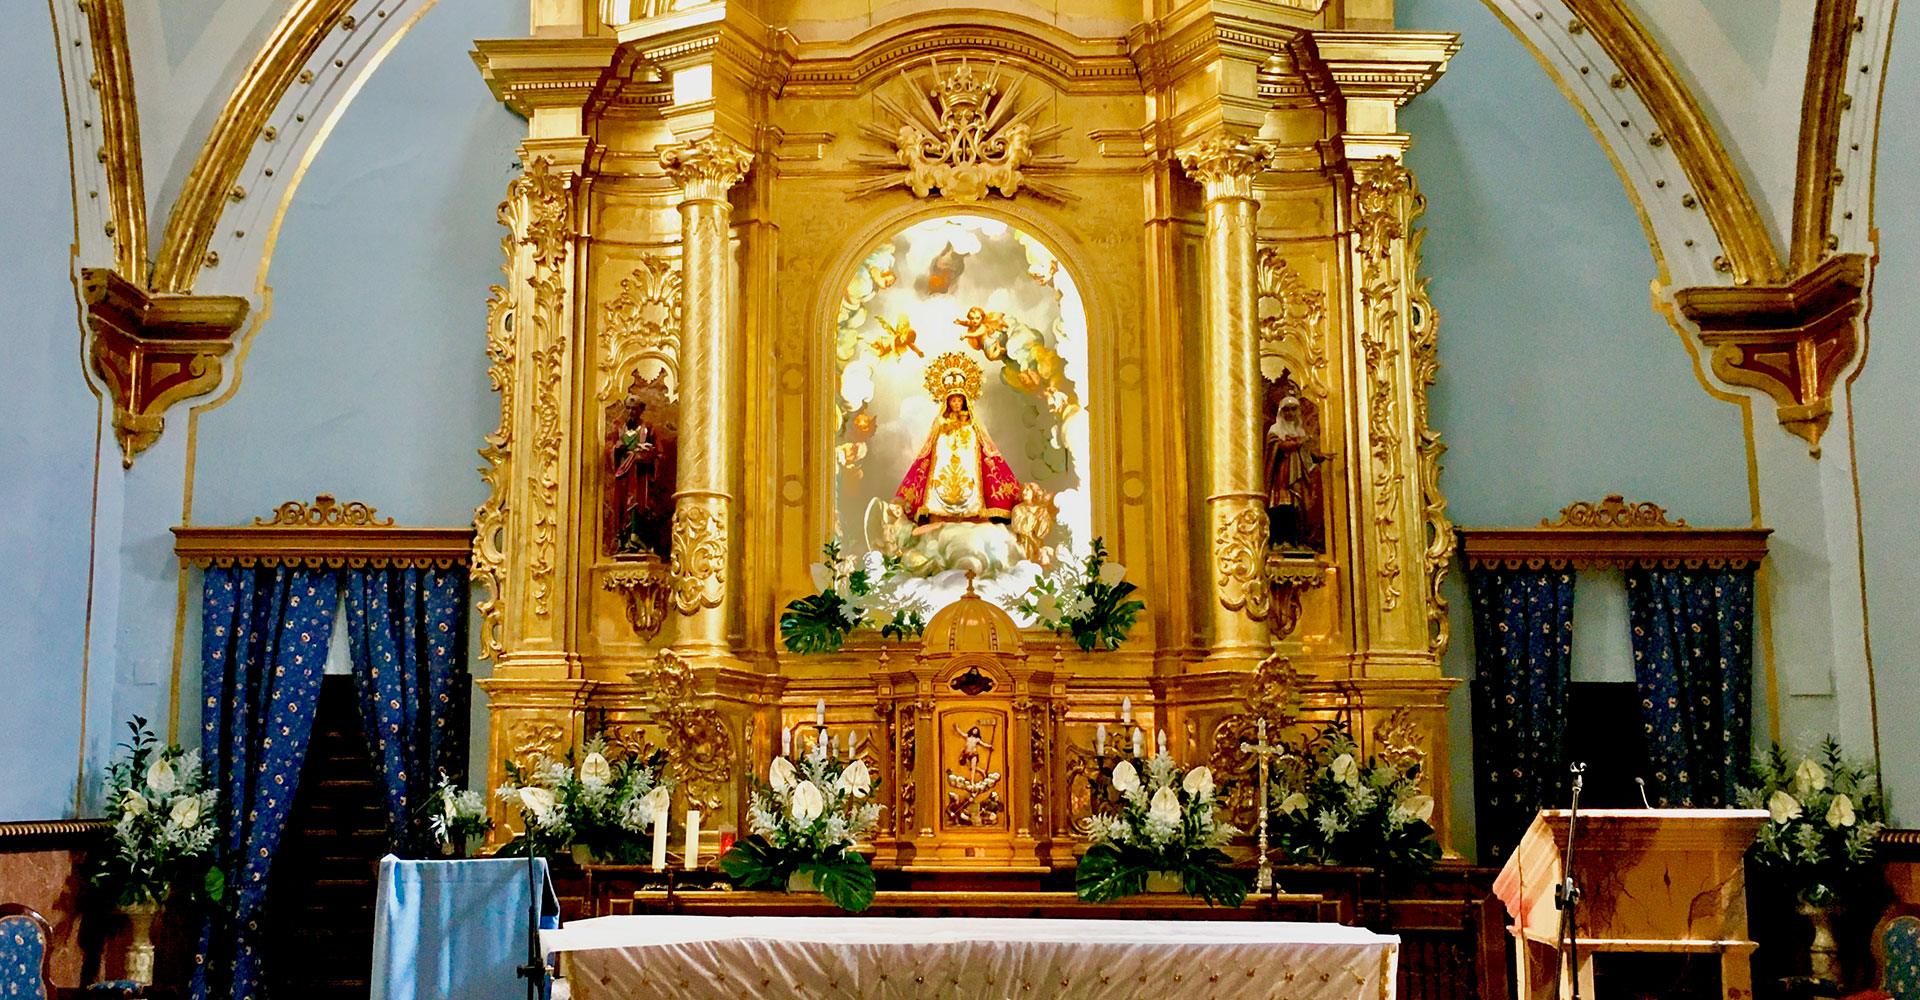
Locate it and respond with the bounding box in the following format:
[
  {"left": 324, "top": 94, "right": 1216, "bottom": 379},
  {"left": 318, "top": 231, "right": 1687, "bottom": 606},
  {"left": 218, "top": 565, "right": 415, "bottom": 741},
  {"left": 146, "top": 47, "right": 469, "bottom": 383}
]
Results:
[{"left": 894, "top": 352, "right": 1021, "bottom": 530}]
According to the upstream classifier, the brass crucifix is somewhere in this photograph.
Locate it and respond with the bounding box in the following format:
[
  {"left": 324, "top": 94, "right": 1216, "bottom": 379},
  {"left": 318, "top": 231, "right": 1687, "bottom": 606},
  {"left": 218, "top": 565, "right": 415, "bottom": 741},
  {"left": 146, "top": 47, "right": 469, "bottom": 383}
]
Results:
[{"left": 1239, "top": 717, "right": 1285, "bottom": 894}]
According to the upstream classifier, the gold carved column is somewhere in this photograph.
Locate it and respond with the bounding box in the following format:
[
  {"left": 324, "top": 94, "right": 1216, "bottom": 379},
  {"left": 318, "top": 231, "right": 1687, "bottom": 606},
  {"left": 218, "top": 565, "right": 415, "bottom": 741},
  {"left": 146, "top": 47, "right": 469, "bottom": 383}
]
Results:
[
  {"left": 661, "top": 135, "right": 754, "bottom": 663},
  {"left": 1178, "top": 133, "right": 1275, "bottom": 667}
]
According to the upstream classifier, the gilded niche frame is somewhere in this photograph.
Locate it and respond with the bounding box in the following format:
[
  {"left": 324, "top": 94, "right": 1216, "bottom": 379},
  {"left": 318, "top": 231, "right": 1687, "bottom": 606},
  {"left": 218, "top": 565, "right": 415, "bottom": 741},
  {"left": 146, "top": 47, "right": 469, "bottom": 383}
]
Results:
[{"left": 798, "top": 200, "right": 1126, "bottom": 636}]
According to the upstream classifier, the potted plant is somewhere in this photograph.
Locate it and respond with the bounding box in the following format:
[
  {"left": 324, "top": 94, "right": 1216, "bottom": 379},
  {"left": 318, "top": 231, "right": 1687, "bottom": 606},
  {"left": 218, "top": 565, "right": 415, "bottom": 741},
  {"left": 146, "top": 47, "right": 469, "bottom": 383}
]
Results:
[
  {"left": 426, "top": 771, "right": 493, "bottom": 858},
  {"left": 779, "top": 540, "right": 928, "bottom": 653},
  {"left": 90, "top": 716, "right": 225, "bottom": 985},
  {"left": 1017, "top": 538, "right": 1144, "bottom": 651},
  {"left": 1267, "top": 723, "right": 1439, "bottom": 882},
  {"left": 717, "top": 739, "right": 882, "bottom": 912},
  {"left": 1076, "top": 752, "right": 1244, "bottom": 905},
  {"left": 494, "top": 737, "right": 672, "bottom": 863},
  {"left": 1737, "top": 739, "right": 1885, "bottom": 985}
]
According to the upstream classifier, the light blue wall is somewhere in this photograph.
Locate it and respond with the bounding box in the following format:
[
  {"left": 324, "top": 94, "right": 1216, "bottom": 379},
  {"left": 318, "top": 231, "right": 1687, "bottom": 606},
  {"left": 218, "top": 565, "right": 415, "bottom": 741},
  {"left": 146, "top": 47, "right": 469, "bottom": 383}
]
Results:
[
  {"left": 1856, "top": 9, "right": 1920, "bottom": 824},
  {"left": 1400, "top": 0, "right": 1755, "bottom": 858},
  {"left": 0, "top": 11, "right": 101, "bottom": 819}
]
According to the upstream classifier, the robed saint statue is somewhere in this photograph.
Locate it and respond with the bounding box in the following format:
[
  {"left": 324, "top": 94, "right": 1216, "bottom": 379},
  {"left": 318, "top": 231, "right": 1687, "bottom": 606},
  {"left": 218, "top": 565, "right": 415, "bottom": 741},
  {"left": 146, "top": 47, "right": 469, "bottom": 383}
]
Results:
[{"left": 894, "top": 352, "right": 1021, "bottom": 527}]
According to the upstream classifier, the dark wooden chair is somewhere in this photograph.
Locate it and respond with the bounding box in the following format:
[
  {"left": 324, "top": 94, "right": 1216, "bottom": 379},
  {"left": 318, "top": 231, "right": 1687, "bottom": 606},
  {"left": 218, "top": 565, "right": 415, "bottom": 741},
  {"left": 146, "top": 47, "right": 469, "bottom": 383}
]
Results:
[{"left": 0, "top": 903, "right": 55, "bottom": 1000}]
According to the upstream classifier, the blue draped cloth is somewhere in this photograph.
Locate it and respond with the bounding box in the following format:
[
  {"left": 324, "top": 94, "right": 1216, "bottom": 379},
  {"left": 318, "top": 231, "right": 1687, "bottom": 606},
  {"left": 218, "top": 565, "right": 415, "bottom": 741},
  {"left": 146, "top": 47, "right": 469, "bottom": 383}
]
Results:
[
  {"left": 370, "top": 856, "right": 556, "bottom": 1000},
  {"left": 194, "top": 565, "right": 338, "bottom": 1000},
  {"left": 344, "top": 566, "right": 469, "bottom": 857},
  {"left": 1468, "top": 566, "right": 1576, "bottom": 865},
  {"left": 1626, "top": 566, "right": 1755, "bottom": 807}
]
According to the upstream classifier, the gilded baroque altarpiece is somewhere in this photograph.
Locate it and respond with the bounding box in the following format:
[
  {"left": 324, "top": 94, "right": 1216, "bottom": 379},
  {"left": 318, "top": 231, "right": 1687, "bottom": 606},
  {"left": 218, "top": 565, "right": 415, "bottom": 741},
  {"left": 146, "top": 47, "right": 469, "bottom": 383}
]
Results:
[{"left": 469, "top": 0, "right": 1463, "bottom": 861}]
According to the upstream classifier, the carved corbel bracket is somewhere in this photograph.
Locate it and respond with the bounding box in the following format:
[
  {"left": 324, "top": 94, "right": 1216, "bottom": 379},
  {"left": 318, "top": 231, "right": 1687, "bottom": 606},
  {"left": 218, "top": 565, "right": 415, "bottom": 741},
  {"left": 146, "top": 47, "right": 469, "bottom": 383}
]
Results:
[
  {"left": 1264, "top": 552, "right": 1330, "bottom": 641},
  {"left": 603, "top": 554, "right": 671, "bottom": 640},
  {"left": 81, "top": 267, "right": 248, "bottom": 466},
  {"left": 1674, "top": 252, "right": 1867, "bottom": 456},
  {"left": 630, "top": 649, "right": 735, "bottom": 814}
]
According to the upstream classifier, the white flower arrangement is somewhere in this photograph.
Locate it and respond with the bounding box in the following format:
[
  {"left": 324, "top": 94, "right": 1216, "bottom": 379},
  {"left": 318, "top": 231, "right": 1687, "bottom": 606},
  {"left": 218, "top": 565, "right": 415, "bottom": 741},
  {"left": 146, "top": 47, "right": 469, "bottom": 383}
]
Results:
[
  {"left": 427, "top": 771, "right": 493, "bottom": 857},
  {"left": 1016, "top": 538, "right": 1144, "bottom": 651},
  {"left": 1268, "top": 724, "right": 1438, "bottom": 879},
  {"left": 720, "top": 738, "right": 882, "bottom": 912},
  {"left": 1077, "top": 751, "right": 1244, "bottom": 905},
  {"left": 1738, "top": 738, "right": 1884, "bottom": 906},
  {"left": 780, "top": 540, "right": 930, "bottom": 653},
  {"left": 494, "top": 736, "right": 673, "bottom": 862},
  {"left": 91, "top": 717, "right": 224, "bottom": 907}
]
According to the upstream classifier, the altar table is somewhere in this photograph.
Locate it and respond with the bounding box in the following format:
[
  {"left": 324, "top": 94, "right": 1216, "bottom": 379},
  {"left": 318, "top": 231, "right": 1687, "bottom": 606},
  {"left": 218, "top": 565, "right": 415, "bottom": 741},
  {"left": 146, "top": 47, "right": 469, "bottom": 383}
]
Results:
[{"left": 542, "top": 915, "right": 1399, "bottom": 1000}]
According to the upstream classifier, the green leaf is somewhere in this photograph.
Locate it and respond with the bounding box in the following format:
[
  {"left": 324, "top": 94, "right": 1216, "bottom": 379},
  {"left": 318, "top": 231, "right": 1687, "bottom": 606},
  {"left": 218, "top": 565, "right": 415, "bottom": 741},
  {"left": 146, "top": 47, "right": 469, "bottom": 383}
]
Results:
[
  {"left": 204, "top": 867, "right": 226, "bottom": 905},
  {"left": 779, "top": 594, "right": 851, "bottom": 654},
  {"left": 812, "top": 856, "right": 877, "bottom": 913},
  {"left": 1074, "top": 843, "right": 1147, "bottom": 903},
  {"left": 1180, "top": 848, "right": 1248, "bottom": 907},
  {"left": 717, "top": 835, "right": 791, "bottom": 890}
]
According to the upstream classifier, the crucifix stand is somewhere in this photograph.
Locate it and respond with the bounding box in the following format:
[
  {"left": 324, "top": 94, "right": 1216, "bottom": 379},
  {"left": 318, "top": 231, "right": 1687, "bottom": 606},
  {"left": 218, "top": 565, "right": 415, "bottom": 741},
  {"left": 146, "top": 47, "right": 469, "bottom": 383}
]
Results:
[{"left": 1239, "top": 717, "right": 1285, "bottom": 894}]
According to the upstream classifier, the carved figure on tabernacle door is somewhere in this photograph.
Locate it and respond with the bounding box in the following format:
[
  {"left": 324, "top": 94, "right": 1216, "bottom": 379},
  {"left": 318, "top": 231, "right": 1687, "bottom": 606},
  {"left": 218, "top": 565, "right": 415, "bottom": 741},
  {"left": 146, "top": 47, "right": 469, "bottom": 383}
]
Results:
[
  {"left": 1263, "top": 373, "right": 1324, "bottom": 551},
  {"left": 895, "top": 353, "right": 1021, "bottom": 529},
  {"left": 954, "top": 723, "right": 994, "bottom": 784}
]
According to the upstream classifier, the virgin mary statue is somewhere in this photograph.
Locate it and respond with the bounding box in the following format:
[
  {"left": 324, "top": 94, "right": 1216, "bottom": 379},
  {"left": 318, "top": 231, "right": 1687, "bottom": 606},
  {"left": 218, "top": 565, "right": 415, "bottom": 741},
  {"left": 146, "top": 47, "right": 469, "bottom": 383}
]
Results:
[{"left": 895, "top": 352, "right": 1021, "bottom": 526}]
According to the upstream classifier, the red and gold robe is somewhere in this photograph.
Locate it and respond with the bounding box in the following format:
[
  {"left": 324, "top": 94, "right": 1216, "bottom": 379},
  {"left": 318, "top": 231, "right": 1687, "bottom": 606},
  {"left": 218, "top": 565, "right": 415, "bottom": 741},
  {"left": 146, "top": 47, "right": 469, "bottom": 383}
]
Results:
[{"left": 894, "top": 413, "right": 1020, "bottom": 523}]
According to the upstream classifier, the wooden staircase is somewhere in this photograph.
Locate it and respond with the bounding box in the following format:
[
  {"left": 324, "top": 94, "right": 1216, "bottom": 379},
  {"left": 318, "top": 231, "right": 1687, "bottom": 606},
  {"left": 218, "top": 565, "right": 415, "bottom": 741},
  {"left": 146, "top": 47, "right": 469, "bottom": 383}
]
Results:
[{"left": 264, "top": 675, "right": 387, "bottom": 999}]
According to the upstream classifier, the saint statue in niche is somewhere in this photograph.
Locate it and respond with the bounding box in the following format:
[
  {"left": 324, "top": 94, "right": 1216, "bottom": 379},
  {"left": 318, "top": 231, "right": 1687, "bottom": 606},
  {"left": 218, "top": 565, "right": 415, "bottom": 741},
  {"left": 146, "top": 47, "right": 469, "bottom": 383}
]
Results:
[
  {"left": 605, "top": 372, "right": 677, "bottom": 557},
  {"left": 894, "top": 352, "right": 1021, "bottom": 530},
  {"left": 1264, "top": 371, "right": 1324, "bottom": 552}
]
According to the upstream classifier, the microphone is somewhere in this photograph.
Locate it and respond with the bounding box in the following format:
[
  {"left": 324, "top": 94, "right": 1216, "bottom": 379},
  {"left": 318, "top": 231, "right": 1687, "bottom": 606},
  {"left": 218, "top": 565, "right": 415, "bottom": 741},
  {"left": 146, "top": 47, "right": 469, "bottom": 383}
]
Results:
[{"left": 1635, "top": 777, "right": 1652, "bottom": 809}]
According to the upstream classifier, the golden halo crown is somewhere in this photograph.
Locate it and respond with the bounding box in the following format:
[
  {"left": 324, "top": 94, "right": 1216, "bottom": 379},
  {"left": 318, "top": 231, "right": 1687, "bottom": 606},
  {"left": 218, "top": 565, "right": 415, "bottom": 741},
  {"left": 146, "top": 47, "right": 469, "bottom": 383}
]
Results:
[{"left": 924, "top": 351, "right": 984, "bottom": 401}]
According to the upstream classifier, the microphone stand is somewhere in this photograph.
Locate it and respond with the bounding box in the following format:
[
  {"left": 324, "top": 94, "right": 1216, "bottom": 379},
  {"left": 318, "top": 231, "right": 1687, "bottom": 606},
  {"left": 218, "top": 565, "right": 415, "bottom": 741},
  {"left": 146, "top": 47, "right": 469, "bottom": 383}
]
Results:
[
  {"left": 516, "top": 852, "right": 549, "bottom": 1000},
  {"left": 1555, "top": 762, "right": 1587, "bottom": 1000}
]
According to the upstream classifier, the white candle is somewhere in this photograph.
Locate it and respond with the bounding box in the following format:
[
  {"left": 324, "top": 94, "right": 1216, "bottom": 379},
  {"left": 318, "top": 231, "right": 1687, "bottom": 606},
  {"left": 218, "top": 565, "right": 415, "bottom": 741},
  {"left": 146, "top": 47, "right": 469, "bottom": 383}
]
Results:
[
  {"left": 1131, "top": 728, "right": 1143, "bottom": 758},
  {"left": 684, "top": 810, "right": 702, "bottom": 870},
  {"left": 1157, "top": 730, "right": 1168, "bottom": 758},
  {"left": 651, "top": 813, "right": 669, "bottom": 871},
  {"left": 832, "top": 733, "right": 841, "bottom": 759},
  {"left": 816, "top": 698, "right": 826, "bottom": 726},
  {"left": 781, "top": 726, "right": 792, "bottom": 757},
  {"left": 1095, "top": 723, "right": 1107, "bottom": 753},
  {"left": 1120, "top": 696, "right": 1131, "bottom": 724}
]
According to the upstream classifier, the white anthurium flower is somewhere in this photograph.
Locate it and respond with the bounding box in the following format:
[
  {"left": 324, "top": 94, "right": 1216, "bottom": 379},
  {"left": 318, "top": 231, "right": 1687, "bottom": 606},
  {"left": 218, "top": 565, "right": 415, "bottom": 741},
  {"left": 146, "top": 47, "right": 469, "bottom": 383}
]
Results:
[
  {"left": 1827, "top": 793, "right": 1856, "bottom": 828},
  {"left": 1097, "top": 562, "right": 1127, "bottom": 586},
  {"left": 1330, "top": 754, "right": 1359, "bottom": 786},
  {"left": 769, "top": 756, "right": 797, "bottom": 794},
  {"left": 1181, "top": 766, "right": 1215, "bottom": 799},
  {"left": 809, "top": 562, "right": 836, "bottom": 594},
  {"left": 790, "top": 780, "right": 826, "bottom": 824},
  {"left": 1768, "top": 790, "right": 1803, "bottom": 824},
  {"left": 145, "top": 757, "right": 178, "bottom": 796},
  {"left": 837, "top": 759, "right": 873, "bottom": 797},
  {"left": 1111, "top": 760, "right": 1141, "bottom": 795},
  {"left": 121, "top": 792, "right": 148, "bottom": 818},
  {"left": 1035, "top": 592, "right": 1061, "bottom": 621},
  {"left": 1407, "top": 794, "right": 1436, "bottom": 823},
  {"left": 519, "top": 787, "right": 558, "bottom": 823},
  {"left": 1277, "top": 792, "right": 1311, "bottom": 816},
  {"left": 643, "top": 784, "right": 672, "bottom": 821},
  {"left": 1793, "top": 759, "right": 1829, "bottom": 797},
  {"left": 579, "top": 752, "right": 613, "bottom": 787},
  {"left": 1148, "top": 786, "right": 1182, "bottom": 826},
  {"left": 169, "top": 795, "right": 201, "bottom": 829}
]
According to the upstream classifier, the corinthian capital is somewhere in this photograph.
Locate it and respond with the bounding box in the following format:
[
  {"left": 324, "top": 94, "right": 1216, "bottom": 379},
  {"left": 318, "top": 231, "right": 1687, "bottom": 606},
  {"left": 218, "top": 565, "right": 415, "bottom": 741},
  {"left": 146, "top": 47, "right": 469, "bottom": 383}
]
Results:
[
  {"left": 1175, "top": 133, "right": 1273, "bottom": 202},
  {"left": 660, "top": 135, "right": 755, "bottom": 202}
]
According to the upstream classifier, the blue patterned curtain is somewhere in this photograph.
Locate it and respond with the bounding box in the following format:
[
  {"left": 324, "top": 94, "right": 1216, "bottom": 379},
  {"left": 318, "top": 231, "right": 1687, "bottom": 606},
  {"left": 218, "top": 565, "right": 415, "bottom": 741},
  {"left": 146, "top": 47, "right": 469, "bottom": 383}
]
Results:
[
  {"left": 1468, "top": 567, "right": 1576, "bottom": 865},
  {"left": 195, "top": 565, "right": 337, "bottom": 1000},
  {"left": 342, "top": 565, "right": 469, "bottom": 857},
  {"left": 1626, "top": 566, "right": 1755, "bottom": 807}
]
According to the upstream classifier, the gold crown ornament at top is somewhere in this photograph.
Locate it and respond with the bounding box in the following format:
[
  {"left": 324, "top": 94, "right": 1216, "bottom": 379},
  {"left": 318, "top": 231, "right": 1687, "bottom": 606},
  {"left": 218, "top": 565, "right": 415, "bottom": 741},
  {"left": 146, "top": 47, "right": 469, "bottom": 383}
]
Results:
[
  {"left": 933, "top": 59, "right": 998, "bottom": 125},
  {"left": 924, "top": 351, "right": 984, "bottom": 401}
]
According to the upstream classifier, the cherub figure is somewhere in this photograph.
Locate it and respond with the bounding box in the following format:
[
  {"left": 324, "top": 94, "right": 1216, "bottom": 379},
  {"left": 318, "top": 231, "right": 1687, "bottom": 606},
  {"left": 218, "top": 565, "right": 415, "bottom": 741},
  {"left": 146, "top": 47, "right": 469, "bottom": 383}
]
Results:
[
  {"left": 954, "top": 306, "right": 1009, "bottom": 360},
  {"left": 873, "top": 315, "right": 923, "bottom": 359}
]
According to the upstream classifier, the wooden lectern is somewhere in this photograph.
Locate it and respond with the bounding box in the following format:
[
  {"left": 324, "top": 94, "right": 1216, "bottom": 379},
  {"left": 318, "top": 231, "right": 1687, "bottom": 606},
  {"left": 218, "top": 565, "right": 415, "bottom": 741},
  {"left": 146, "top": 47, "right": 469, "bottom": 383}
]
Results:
[{"left": 1494, "top": 809, "right": 1767, "bottom": 1000}]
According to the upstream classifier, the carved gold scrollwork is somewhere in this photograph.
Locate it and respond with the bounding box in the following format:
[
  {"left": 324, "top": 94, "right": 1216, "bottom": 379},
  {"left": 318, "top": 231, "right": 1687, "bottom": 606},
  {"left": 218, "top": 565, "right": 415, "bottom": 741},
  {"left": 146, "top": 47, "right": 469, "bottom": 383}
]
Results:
[
  {"left": 603, "top": 554, "right": 672, "bottom": 640},
  {"left": 1265, "top": 553, "right": 1330, "bottom": 641},
  {"left": 1257, "top": 250, "right": 1329, "bottom": 396},
  {"left": 599, "top": 255, "right": 682, "bottom": 402},
  {"left": 1543, "top": 495, "right": 1688, "bottom": 529},
  {"left": 850, "top": 59, "right": 1074, "bottom": 203},
  {"left": 634, "top": 650, "right": 735, "bottom": 814},
  {"left": 472, "top": 171, "right": 523, "bottom": 659},
  {"left": 1212, "top": 500, "right": 1272, "bottom": 621},
  {"left": 1175, "top": 133, "right": 1273, "bottom": 201},
  {"left": 1351, "top": 158, "right": 1412, "bottom": 611},
  {"left": 508, "top": 718, "right": 566, "bottom": 764},
  {"left": 521, "top": 158, "right": 574, "bottom": 623},
  {"left": 659, "top": 135, "right": 754, "bottom": 202},
  {"left": 253, "top": 494, "right": 393, "bottom": 527},
  {"left": 1209, "top": 654, "right": 1304, "bottom": 825},
  {"left": 1405, "top": 188, "right": 1455, "bottom": 656},
  {"left": 1372, "top": 708, "right": 1427, "bottom": 776},
  {"left": 668, "top": 501, "right": 727, "bottom": 613}
]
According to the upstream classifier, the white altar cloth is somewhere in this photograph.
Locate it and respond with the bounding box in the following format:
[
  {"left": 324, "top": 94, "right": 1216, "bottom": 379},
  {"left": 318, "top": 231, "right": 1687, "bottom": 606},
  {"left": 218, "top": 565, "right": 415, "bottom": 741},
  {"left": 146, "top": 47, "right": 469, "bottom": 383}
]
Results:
[{"left": 543, "top": 915, "right": 1398, "bottom": 1000}]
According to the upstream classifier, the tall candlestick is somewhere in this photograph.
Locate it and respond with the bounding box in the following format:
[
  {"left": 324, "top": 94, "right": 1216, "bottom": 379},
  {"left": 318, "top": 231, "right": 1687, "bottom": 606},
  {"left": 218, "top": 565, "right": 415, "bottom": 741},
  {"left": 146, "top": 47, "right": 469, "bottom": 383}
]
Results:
[
  {"left": 1131, "top": 727, "right": 1143, "bottom": 758},
  {"left": 1095, "top": 723, "right": 1107, "bottom": 755},
  {"left": 816, "top": 698, "right": 826, "bottom": 726},
  {"left": 651, "top": 813, "right": 669, "bottom": 871},
  {"left": 684, "top": 810, "right": 702, "bottom": 870},
  {"left": 1121, "top": 696, "right": 1131, "bottom": 724},
  {"left": 781, "top": 726, "right": 792, "bottom": 757}
]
